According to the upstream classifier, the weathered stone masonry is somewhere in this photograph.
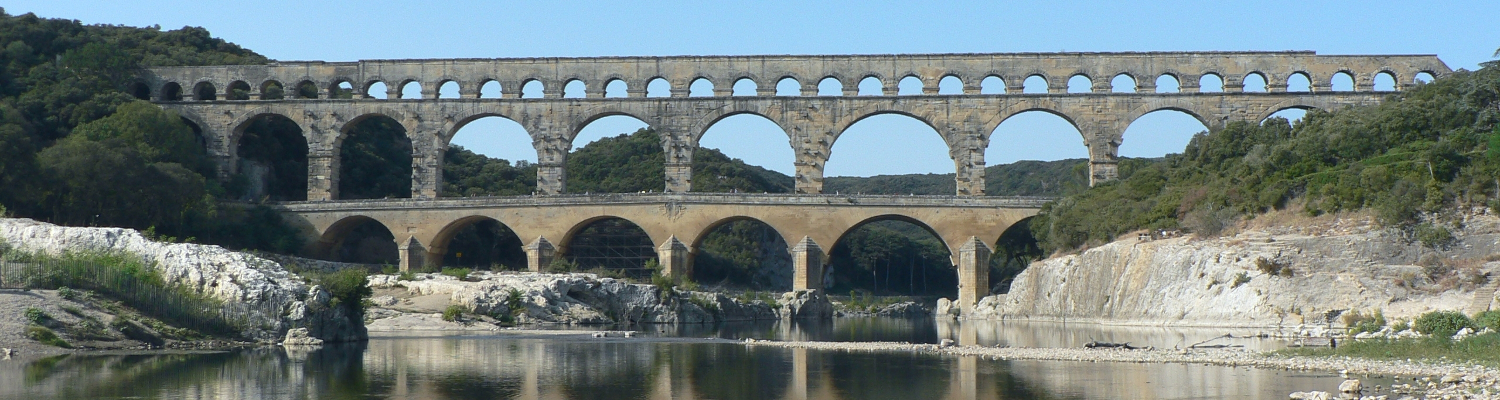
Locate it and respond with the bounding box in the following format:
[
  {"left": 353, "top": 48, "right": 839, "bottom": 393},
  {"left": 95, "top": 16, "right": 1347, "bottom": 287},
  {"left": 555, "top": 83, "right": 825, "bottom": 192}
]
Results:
[{"left": 143, "top": 51, "right": 1449, "bottom": 312}]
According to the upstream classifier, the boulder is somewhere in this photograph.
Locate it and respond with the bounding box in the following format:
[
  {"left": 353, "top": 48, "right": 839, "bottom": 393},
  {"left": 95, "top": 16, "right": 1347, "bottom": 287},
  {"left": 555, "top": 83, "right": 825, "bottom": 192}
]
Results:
[
  {"left": 281, "top": 327, "right": 324, "bottom": 346},
  {"left": 1288, "top": 391, "right": 1330, "bottom": 400},
  {"left": 780, "top": 290, "right": 833, "bottom": 319},
  {"left": 1338, "top": 379, "right": 1362, "bottom": 394},
  {"left": 934, "top": 298, "right": 961, "bottom": 318},
  {"left": 872, "top": 301, "right": 930, "bottom": 318}
]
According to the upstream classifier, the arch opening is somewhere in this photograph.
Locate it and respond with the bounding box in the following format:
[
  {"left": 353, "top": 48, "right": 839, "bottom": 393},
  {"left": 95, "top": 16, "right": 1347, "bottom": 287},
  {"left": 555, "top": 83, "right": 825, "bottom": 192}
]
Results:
[
  {"left": 732, "top": 78, "right": 758, "bottom": 96},
  {"left": 1287, "top": 72, "right": 1311, "bottom": 92},
  {"left": 1414, "top": 72, "right": 1435, "bottom": 84},
  {"left": 480, "top": 80, "right": 502, "bottom": 98},
  {"left": 990, "top": 216, "right": 1041, "bottom": 294},
  {"left": 1264, "top": 107, "right": 1311, "bottom": 125},
  {"left": 399, "top": 81, "right": 422, "bottom": 99},
  {"left": 775, "top": 77, "right": 800, "bottom": 96},
  {"left": 1120, "top": 109, "right": 1211, "bottom": 159},
  {"left": 161, "top": 82, "right": 183, "bottom": 101},
  {"left": 898, "top": 76, "right": 923, "bottom": 95},
  {"left": 435, "top": 217, "right": 526, "bottom": 270},
  {"left": 987, "top": 110, "right": 1088, "bottom": 181},
  {"left": 1155, "top": 74, "right": 1180, "bottom": 93},
  {"left": 938, "top": 76, "right": 962, "bottom": 95},
  {"left": 233, "top": 114, "right": 308, "bottom": 202},
  {"left": 695, "top": 113, "right": 796, "bottom": 190},
  {"left": 858, "top": 76, "right": 882, "bottom": 96},
  {"left": 564, "top": 79, "right": 586, "bottom": 98},
  {"left": 568, "top": 115, "right": 653, "bottom": 193},
  {"left": 980, "top": 76, "right": 1005, "bottom": 94},
  {"left": 321, "top": 216, "right": 398, "bottom": 265},
  {"left": 1110, "top": 74, "right": 1136, "bottom": 93},
  {"left": 1242, "top": 73, "right": 1267, "bottom": 92},
  {"left": 1199, "top": 74, "right": 1224, "bottom": 92},
  {"left": 193, "top": 81, "right": 216, "bottom": 101},
  {"left": 827, "top": 218, "right": 956, "bottom": 297},
  {"left": 1067, "top": 74, "right": 1092, "bottom": 93},
  {"left": 1331, "top": 72, "right": 1355, "bottom": 92},
  {"left": 646, "top": 78, "right": 670, "bottom": 97},
  {"left": 226, "top": 81, "right": 250, "bottom": 100},
  {"left": 340, "top": 115, "right": 412, "bottom": 199},
  {"left": 690, "top": 218, "right": 791, "bottom": 291},
  {"left": 521, "top": 80, "right": 544, "bottom": 98},
  {"left": 445, "top": 115, "right": 538, "bottom": 196},
  {"left": 259, "top": 81, "right": 284, "bottom": 100},
  {"left": 605, "top": 79, "right": 628, "bottom": 98},
  {"left": 1022, "top": 75, "right": 1048, "bottom": 94},
  {"left": 438, "top": 81, "right": 460, "bottom": 99},
  {"left": 295, "top": 80, "right": 318, "bottom": 99},
  {"left": 1373, "top": 72, "right": 1397, "bottom": 91},
  {"left": 365, "top": 81, "right": 388, "bottom": 99},
  {"left": 689, "top": 78, "right": 714, "bottom": 97},
  {"left": 130, "top": 82, "right": 151, "bottom": 100},
  {"left": 331, "top": 81, "right": 354, "bottom": 99},
  {"left": 826, "top": 113, "right": 950, "bottom": 179},
  {"left": 817, "top": 77, "right": 842, "bottom": 96},
  {"left": 562, "top": 217, "right": 657, "bottom": 276}
]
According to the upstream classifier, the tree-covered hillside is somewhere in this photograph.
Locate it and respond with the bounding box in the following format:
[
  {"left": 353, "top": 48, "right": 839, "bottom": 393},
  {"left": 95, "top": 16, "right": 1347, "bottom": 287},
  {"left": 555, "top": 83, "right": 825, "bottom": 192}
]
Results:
[
  {"left": 0, "top": 10, "right": 306, "bottom": 252},
  {"left": 1030, "top": 60, "right": 1500, "bottom": 254}
]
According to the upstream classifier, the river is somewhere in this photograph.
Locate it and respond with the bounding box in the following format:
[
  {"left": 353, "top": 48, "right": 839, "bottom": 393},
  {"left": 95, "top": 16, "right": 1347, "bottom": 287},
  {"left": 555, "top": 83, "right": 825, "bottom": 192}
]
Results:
[{"left": 0, "top": 318, "right": 1372, "bottom": 399}]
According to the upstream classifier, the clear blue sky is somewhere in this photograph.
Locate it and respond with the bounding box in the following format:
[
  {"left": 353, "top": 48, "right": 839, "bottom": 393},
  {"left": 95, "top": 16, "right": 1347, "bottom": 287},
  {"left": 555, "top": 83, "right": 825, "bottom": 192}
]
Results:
[{"left": 7, "top": 1, "right": 1497, "bottom": 177}]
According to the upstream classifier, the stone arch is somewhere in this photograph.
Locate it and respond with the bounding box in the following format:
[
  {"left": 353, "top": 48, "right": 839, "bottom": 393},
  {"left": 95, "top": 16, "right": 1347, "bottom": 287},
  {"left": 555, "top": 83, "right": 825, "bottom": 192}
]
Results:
[
  {"left": 557, "top": 216, "right": 661, "bottom": 271},
  {"left": 231, "top": 112, "right": 309, "bottom": 201},
  {"left": 1124, "top": 106, "right": 1212, "bottom": 130},
  {"left": 328, "top": 78, "right": 356, "bottom": 99},
  {"left": 428, "top": 215, "right": 527, "bottom": 269},
  {"left": 775, "top": 76, "right": 802, "bottom": 96},
  {"left": 687, "top": 216, "right": 792, "bottom": 254},
  {"left": 1022, "top": 73, "right": 1048, "bottom": 93},
  {"left": 1286, "top": 71, "right": 1313, "bottom": 92},
  {"left": 938, "top": 75, "right": 963, "bottom": 95},
  {"left": 1241, "top": 72, "right": 1268, "bottom": 92},
  {"left": 259, "top": 80, "right": 285, "bottom": 100},
  {"left": 1413, "top": 71, "right": 1437, "bottom": 84},
  {"left": 437, "top": 79, "right": 461, "bottom": 99},
  {"left": 478, "top": 79, "right": 503, "bottom": 98},
  {"left": 857, "top": 75, "right": 883, "bottom": 96},
  {"left": 336, "top": 113, "right": 414, "bottom": 199},
  {"left": 817, "top": 76, "right": 844, "bottom": 96},
  {"left": 225, "top": 81, "right": 251, "bottom": 100},
  {"left": 1110, "top": 73, "right": 1137, "bottom": 93},
  {"left": 161, "top": 82, "right": 183, "bottom": 101},
  {"left": 1257, "top": 104, "right": 1322, "bottom": 123},
  {"left": 980, "top": 75, "right": 1005, "bottom": 94},
  {"left": 397, "top": 79, "right": 422, "bottom": 99},
  {"left": 292, "top": 80, "right": 319, "bottom": 99},
  {"left": 646, "top": 77, "right": 671, "bottom": 97},
  {"left": 826, "top": 214, "right": 957, "bottom": 296},
  {"left": 1120, "top": 108, "right": 1213, "bottom": 159},
  {"left": 689, "top": 77, "right": 715, "bottom": 97},
  {"left": 570, "top": 110, "right": 655, "bottom": 144},
  {"left": 982, "top": 106, "right": 1081, "bottom": 141},
  {"left": 830, "top": 110, "right": 944, "bottom": 147},
  {"left": 1066, "top": 73, "right": 1093, "bottom": 93},
  {"left": 1372, "top": 70, "right": 1398, "bottom": 91},
  {"left": 1199, "top": 72, "right": 1225, "bottom": 92},
  {"left": 732, "top": 77, "right": 758, "bottom": 96},
  {"left": 192, "top": 81, "right": 217, "bottom": 101},
  {"left": 129, "top": 82, "right": 152, "bottom": 100},
  {"left": 315, "top": 215, "right": 399, "bottom": 264},
  {"left": 520, "top": 79, "right": 545, "bottom": 98},
  {"left": 1154, "top": 73, "right": 1182, "bottom": 93},
  {"left": 1330, "top": 71, "right": 1356, "bottom": 91},
  {"left": 362, "top": 79, "right": 387, "bottom": 99},
  {"left": 691, "top": 109, "right": 793, "bottom": 143},
  {"left": 604, "top": 78, "right": 629, "bottom": 98},
  {"left": 687, "top": 215, "right": 794, "bottom": 289},
  {"left": 563, "top": 78, "right": 587, "bottom": 98},
  {"left": 896, "top": 75, "right": 923, "bottom": 95}
]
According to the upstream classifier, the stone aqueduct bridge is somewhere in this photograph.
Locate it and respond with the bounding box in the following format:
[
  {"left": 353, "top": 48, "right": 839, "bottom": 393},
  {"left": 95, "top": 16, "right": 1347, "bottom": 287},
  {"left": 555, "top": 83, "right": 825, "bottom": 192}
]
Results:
[
  {"left": 143, "top": 51, "right": 1448, "bottom": 310},
  {"left": 281, "top": 193, "right": 1047, "bottom": 309}
]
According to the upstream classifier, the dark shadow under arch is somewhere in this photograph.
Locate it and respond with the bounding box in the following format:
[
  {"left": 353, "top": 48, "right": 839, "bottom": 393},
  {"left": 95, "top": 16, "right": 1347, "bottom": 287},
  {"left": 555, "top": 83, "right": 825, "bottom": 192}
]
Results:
[
  {"left": 827, "top": 215, "right": 955, "bottom": 297},
  {"left": 560, "top": 216, "right": 657, "bottom": 274},
  {"left": 318, "top": 216, "right": 398, "bottom": 265},
  {"left": 990, "top": 216, "right": 1040, "bottom": 294},
  {"left": 339, "top": 114, "right": 412, "bottom": 199},
  {"left": 431, "top": 216, "right": 526, "bottom": 269},
  {"left": 233, "top": 113, "right": 308, "bottom": 201},
  {"left": 690, "top": 216, "right": 792, "bottom": 290}
]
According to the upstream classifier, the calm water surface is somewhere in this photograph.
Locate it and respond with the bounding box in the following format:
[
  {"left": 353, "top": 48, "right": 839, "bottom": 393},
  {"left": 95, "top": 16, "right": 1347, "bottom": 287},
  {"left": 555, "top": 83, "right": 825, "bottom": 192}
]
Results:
[{"left": 0, "top": 319, "right": 1373, "bottom": 400}]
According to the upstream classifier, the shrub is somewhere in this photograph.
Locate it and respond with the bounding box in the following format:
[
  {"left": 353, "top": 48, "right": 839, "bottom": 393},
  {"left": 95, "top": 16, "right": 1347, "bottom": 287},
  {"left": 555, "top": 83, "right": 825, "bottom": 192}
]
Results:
[
  {"left": 24, "top": 307, "right": 51, "bottom": 325},
  {"left": 397, "top": 271, "right": 415, "bottom": 281},
  {"left": 546, "top": 258, "right": 578, "bottom": 273},
  {"left": 1475, "top": 310, "right": 1500, "bottom": 332},
  {"left": 505, "top": 288, "right": 525, "bottom": 312},
  {"left": 442, "top": 305, "right": 465, "bottom": 322},
  {"left": 1255, "top": 258, "right": 1294, "bottom": 277},
  {"left": 1392, "top": 319, "right": 1411, "bottom": 333},
  {"left": 26, "top": 326, "right": 70, "bottom": 348},
  {"left": 1414, "top": 310, "right": 1473, "bottom": 337},
  {"left": 441, "top": 267, "right": 471, "bottom": 281},
  {"left": 651, "top": 273, "right": 676, "bottom": 295},
  {"left": 1230, "top": 272, "right": 1251, "bottom": 288},
  {"left": 311, "top": 268, "right": 373, "bottom": 313},
  {"left": 380, "top": 265, "right": 398, "bottom": 275},
  {"left": 57, "top": 286, "right": 75, "bottom": 300},
  {"left": 1414, "top": 223, "right": 1455, "bottom": 249},
  {"left": 1344, "top": 309, "right": 1386, "bottom": 334}
]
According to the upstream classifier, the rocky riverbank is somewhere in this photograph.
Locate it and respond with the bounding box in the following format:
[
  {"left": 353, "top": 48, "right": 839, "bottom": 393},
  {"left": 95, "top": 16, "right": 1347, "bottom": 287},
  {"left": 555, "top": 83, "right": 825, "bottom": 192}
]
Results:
[
  {"left": 0, "top": 218, "right": 365, "bottom": 346},
  {"left": 363, "top": 271, "right": 831, "bottom": 329},
  {"left": 971, "top": 209, "right": 1500, "bottom": 327}
]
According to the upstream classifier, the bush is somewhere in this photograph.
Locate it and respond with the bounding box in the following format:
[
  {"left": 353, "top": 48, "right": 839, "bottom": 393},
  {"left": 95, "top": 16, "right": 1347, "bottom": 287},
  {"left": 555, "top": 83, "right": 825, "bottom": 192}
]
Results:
[
  {"left": 1414, "top": 223, "right": 1455, "bottom": 249},
  {"left": 546, "top": 258, "right": 578, "bottom": 273},
  {"left": 1414, "top": 310, "right": 1474, "bottom": 337},
  {"left": 397, "top": 271, "right": 415, "bottom": 281},
  {"left": 1344, "top": 309, "right": 1386, "bottom": 334},
  {"left": 26, "top": 326, "right": 70, "bottom": 348},
  {"left": 24, "top": 307, "right": 51, "bottom": 325},
  {"left": 442, "top": 305, "right": 465, "bottom": 322},
  {"left": 57, "top": 286, "right": 75, "bottom": 300},
  {"left": 1475, "top": 310, "right": 1500, "bottom": 332},
  {"left": 1392, "top": 319, "right": 1411, "bottom": 333},
  {"left": 1230, "top": 272, "right": 1251, "bottom": 288},
  {"left": 1255, "top": 258, "right": 1294, "bottom": 277},
  {"left": 311, "top": 268, "right": 372, "bottom": 313},
  {"left": 651, "top": 272, "right": 676, "bottom": 295},
  {"left": 441, "top": 267, "right": 471, "bottom": 281}
]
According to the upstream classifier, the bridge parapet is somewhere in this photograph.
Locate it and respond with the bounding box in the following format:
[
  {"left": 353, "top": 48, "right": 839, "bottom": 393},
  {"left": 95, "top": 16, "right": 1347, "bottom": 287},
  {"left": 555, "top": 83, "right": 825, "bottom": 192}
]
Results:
[{"left": 272, "top": 193, "right": 1056, "bottom": 211}]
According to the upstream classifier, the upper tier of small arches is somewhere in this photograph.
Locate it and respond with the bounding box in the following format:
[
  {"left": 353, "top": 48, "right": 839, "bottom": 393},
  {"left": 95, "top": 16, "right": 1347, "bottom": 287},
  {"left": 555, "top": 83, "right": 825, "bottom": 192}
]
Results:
[{"left": 139, "top": 52, "right": 1450, "bottom": 101}]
